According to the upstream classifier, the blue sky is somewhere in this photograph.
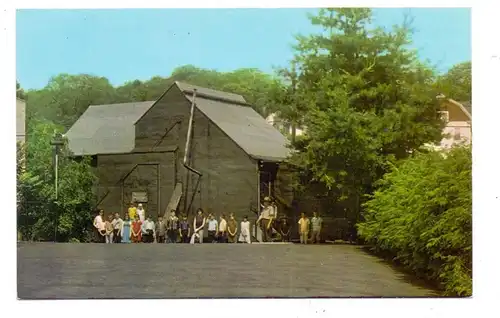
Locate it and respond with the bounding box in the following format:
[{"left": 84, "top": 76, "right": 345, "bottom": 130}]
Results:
[{"left": 16, "top": 8, "right": 471, "bottom": 90}]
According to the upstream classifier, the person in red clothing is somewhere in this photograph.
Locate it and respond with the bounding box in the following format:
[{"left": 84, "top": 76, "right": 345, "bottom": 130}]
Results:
[{"left": 131, "top": 215, "right": 142, "bottom": 243}]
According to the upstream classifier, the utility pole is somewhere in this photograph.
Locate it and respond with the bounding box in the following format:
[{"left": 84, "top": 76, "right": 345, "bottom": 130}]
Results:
[{"left": 50, "top": 133, "right": 65, "bottom": 242}]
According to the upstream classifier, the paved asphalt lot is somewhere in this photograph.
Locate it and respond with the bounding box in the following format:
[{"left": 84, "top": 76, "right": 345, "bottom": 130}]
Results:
[{"left": 17, "top": 243, "right": 436, "bottom": 299}]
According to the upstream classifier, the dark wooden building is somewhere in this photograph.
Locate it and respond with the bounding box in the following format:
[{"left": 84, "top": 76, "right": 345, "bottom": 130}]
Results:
[{"left": 66, "top": 82, "right": 294, "bottom": 239}]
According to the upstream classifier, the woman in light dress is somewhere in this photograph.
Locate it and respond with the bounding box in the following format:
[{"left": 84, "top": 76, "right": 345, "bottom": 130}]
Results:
[
  {"left": 121, "top": 214, "right": 131, "bottom": 243},
  {"left": 238, "top": 215, "right": 252, "bottom": 244},
  {"left": 136, "top": 203, "right": 146, "bottom": 223}
]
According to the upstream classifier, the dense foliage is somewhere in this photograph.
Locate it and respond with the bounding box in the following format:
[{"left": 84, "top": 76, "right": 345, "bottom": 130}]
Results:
[
  {"left": 436, "top": 61, "right": 472, "bottom": 103},
  {"left": 357, "top": 146, "right": 472, "bottom": 296},
  {"left": 17, "top": 121, "right": 96, "bottom": 242}
]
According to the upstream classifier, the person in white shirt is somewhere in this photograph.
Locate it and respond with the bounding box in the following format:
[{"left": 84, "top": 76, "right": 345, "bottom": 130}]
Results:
[
  {"left": 218, "top": 214, "right": 228, "bottom": 243},
  {"left": 207, "top": 214, "right": 218, "bottom": 243},
  {"left": 136, "top": 203, "right": 146, "bottom": 223},
  {"left": 93, "top": 209, "right": 105, "bottom": 243},
  {"left": 238, "top": 215, "right": 252, "bottom": 244},
  {"left": 141, "top": 216, "right": 155, "bottom": 243},
  {"left": 111, "top": 213, "right": 124, "bottom": 243}
]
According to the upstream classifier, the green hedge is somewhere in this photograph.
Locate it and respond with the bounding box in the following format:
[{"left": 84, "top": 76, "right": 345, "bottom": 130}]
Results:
[{"left": 357, "top": 146, "right": 472, "bottom": 296}]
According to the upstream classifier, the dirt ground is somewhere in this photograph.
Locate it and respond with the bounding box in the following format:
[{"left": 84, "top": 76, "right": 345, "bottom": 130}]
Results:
[{"left": 17, "top": 242, "right": 437, "bottom": 299}]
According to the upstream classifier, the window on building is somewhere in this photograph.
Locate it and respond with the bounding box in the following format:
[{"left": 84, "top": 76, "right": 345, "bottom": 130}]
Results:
[{"left": 454, "top": 128, "right": 461, "bottom": 140}]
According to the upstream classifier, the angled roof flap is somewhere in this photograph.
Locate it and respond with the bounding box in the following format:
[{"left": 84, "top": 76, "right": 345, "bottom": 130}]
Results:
[
  {"left": 175, "top": 81, "right": 247, "bottom": 104},
  {"left": 66, "top": 101, "right": 155, "bottom": 156}
]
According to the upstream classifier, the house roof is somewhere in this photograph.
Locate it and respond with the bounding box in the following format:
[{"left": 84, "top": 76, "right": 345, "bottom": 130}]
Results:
[
  {"left": 459, "top": 101, "right": 472, "bottom": 116},
  {"left": 437, "top": 95, "right": 472, "bottom": 120},
  {"left": 65, "top": 101, "right": 155, "bottom": 156},
  {"left": 66, "top": 82, "right": 291, "bottom": 161},
  {"left": 447, "top": 99, "right": 472, "bottom": 120},
  {"left": 176, "top": 82, "right": 291, "bottom": 162}
]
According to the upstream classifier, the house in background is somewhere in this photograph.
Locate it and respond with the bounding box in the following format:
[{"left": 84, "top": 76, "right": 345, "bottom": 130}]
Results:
[
  {"left": 16, "top": 98, "right": 26, "bottom": 143},
  {"left": 435, "top": 95, "right": 472, "bottom": 150},
  {"left": 66, "top": 82, "right": 294, "bottom": 241},
  {"left": 266, "top": 113, "right": 305, "bottom": 138}
]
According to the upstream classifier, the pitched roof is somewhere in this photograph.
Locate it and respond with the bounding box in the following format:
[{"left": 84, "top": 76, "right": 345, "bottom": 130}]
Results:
[
  {"left": 66, "top": 101, "right": 155, "bottom": 156},
  {"left": 176, "top": 82, "right": 291, "bottom": 162},
  {"left": 459, "top": 101, "right": 472, "bottom": 116},
  {"left": 66, "top": 82, "right": 291, "bottom": 161},
  {"left": 447, "top": 98, "right": 472, "bottom": 120}
]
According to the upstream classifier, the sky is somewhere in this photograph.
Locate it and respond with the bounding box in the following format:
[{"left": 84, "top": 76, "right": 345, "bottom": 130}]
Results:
[{"left": 16, "top": 8, "right": 471, "bottom": 90}]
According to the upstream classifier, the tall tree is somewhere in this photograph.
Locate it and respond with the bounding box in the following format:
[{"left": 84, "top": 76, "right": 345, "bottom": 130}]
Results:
[
  {"left": 273, "top": 8, "right": 444, "bottom": 219},
  {"left": 18, "top": 120, "right": 97, "bottom": 241}
]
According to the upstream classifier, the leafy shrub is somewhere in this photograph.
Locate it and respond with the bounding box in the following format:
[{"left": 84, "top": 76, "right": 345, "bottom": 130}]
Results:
[
  {"left": 357, "top": 146, "right": 472, "bottom": 296},
  {"left": 17, "top": 121, "right": 97, "bottom": 242}
]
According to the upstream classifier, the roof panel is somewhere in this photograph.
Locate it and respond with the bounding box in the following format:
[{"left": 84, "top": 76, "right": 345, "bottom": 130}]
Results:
[
  {"left": 185, "top": 95, "right": 291, "bottom": 161},
  {"left": 175, "top": 81, "right": 247, "bottom": 104},
  {"left": 65, "top": 101, "right": 155, "bottom": 156}
]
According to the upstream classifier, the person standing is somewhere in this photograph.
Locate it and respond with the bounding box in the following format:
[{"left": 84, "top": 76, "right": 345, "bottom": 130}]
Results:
[
  {"left": 190, "top": 208, "right": 206, "bottom": 244},
  {"left": 310, "top": 212, "right": 323, "bottom": 244},
  {"left": 131, "top": 216, "right": 142, "bottom": 243},
  {"left": 156, "top": 216, "right": 167, "bottom": 243},
  {"left": 227, "top": 213, "right": 238, "bottom": 243},
  {"left": 256, "top": 197, "right": 276, "bottom": 242},
  {"left": 142, "top": 216, "right": 155, "bottom": 243},
  {"left": 298, "top": 212, "right": 310, "bottom": 244},
  {"left": 218, "top": 214, "right": 228, "bottom": 243},
  {"left": 238, "top": 216, "right": 251, "bottom": 244},
  {"left": 136, "top": 203, "right": 146, "bottom": 223},
  {"left": 128, "top": 202, "right": 137, "bottom": 221},
  {"left": 280, "top": 217, "right": 291, "bottom": 242},
  {"left": 93, "top": 209, "right": 106, "bottom": 243},
  {"left": 104, "top": 215, "right": 114, "bottom": 244},
  {"left": 167, "top": 210, "right": 179, "bottom": 243},
  {"left": 121, "top": 214, "right": 131, "bottom": 243},
  {"left": 112, "top": 213, "right": 123, "bottom": 243},
  {"left": 207, "top": 214, "right": 218, "bottom": 243},
  {"left": 179, "top": 215, "right": 190, "bottom": 243}
]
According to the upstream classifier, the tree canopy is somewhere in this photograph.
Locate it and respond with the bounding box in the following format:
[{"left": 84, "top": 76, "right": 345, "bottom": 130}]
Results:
[
  {"left": 435, "top": 61, "right": 472, "bottom": 102},
  {"left": 24, "top": 66, "right": 277, "bottom": 131},
  {"left": 270, "top": 8, "right": 445, "bottom": 218}
]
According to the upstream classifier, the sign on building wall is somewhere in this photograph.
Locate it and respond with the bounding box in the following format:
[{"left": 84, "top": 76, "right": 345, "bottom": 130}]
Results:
[{"left": 132, "top": 191, "right": 148, "bottom": 203}]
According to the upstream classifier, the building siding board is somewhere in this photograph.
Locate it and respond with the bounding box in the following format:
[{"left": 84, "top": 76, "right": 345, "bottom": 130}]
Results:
[
  {"left": 187, "top": 108, "right": 258, "bottom": 221},
  {"left": 96, "top": 151, "right": 176, "bottom": 217}
]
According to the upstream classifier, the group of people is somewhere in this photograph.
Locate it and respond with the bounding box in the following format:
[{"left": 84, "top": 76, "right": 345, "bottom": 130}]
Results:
[
  {"left": 92, "top": 202, "right": 255, "bottom": 244},
  {"left": 92, "top": 196, "right": 323, "bottom": 244},
  {"left": 255, "top": 196, "right": 323, "bottom": 244}
]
